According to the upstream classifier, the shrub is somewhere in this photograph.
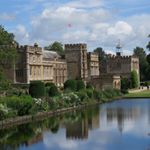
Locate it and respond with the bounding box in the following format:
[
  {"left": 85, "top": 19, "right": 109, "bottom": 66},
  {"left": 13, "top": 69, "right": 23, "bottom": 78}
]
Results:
[
  {"left": 31, "top": 98, "right": 49, "bottom": 113},
  {"left": 45, "top": 82, "right": 55, "bottom": 87},
  {"left": 86, "top": 83, "right": 94, "bottom": 90},
  {"left": 29, "top": 81, "right": 45, "bottom": 98},
  {"left": 46, "top": 83, "right": 59, "bottom": 97},
  {"left": 76, "top": 80, "right": 85, "bottom": 91},
  {"left": 2, "top": 95, "right": 33, "bottom": 116},
  {"left": 93, "top": 90, "right": 103, "bottom": 101},
  {"left": 131, "top": 70, "right": 139, "bottom": 88},
  {"left": 121, "top": 77, "right": 131, "bottom": 90},
  {"left": 64, "top": 79, "right": 77, "bottom": 91},
  {"left": 86, "top": 89, "right": 93, "bottom": 99},
  {"left": 77, "top": 90, "right": 88, "bottom": 102},
  {"left": 0, "top": 104, "right": 9, "bottom": 120}
]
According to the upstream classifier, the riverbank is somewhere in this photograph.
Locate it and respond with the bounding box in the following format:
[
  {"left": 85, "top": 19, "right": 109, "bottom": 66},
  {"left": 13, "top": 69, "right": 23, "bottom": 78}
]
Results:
[
  {"left": 124, "top": 90, "right": 150, "bottom": 98},
  {"left": 0, "top": 94, "right": 123, "bottom": 129}
]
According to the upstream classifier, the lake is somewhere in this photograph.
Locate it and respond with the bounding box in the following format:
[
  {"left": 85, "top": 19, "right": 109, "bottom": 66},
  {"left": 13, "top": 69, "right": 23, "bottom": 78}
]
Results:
[{"left": 1, "top": 98, "right": 150, "bottom": 150}]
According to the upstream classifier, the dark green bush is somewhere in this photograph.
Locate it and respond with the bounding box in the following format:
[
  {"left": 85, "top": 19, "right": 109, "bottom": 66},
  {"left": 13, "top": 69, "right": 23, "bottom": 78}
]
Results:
[
  {"left": 29, "top": 81, "right": 45, "bottom": 98},
  {"left": 45, "top": 82, "right": 55, "bottom": 87},
  {"left": 93, "top": 90, "right": 101, "bottom": 101},
  {"left": 64, "top": 79, "right": 77, "bottom": 91},
  {"left": 46, "top": 84, "right": 59, "bottom": 97},
  {"left": 121, "top": 77, "right": 131, "bottom": 90},
  {"left": 86, "top": 89, "right": 93, "bottom": 98},
  {"left": 86, "top": 83, "right": 94, "bottom": 89},
  {"left": 76, "top": 80, "right": 85, "bottom": 91}
]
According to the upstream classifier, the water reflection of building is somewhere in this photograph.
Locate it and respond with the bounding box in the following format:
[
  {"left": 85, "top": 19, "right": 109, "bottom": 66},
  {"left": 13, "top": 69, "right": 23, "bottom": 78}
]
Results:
[
  {"left": 107, "top": 107, "right": 140, "bottom": 133},
  {"left": 66, "top": 107, "right": 100, "bottom": 140},
  {"left": 66, "top": 117, "right": 88, "bottom": 140},
  {"left": 88, "top": 109, "right": 100, "bottom": 130}
]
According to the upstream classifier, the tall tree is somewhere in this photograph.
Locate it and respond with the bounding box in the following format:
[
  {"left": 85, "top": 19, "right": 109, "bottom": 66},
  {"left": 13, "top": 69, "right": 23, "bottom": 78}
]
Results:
[
  {"left": 133, "top": 47, "right": 148, "bottom": 81},
  {"left": 0, "top": 25, "right": 17, "bottom": 89},
  {"left": 44, "top": 41, "right": 64, "bottom": 57},
  {"left": 0, "top": 25, "right": 17, "bottom": 69},
  {"left": 146, "top": 34, "right": 150, "bottom": 51}
]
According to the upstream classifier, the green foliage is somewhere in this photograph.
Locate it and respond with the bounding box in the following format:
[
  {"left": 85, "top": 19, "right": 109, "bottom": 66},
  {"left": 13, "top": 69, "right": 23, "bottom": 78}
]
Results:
[
  {"left": 86, "top": 89, "right": 93, "bottom": 99},
  {"left": 44, "top": 41, "right": 64, "bottom": 57},
  {"left": 0, "top": 69, "right": 11, "bottom": 91},
  {"left": 86, "top": 83, "right": 94, "bottom": 90},
  {"left": 146, "top": 35, "right": 150, "bottom": 51},
  {"left": 0, "top": 103, "right": 9, "bottom": 120},
  {"left": 64, "top": 79, "right": 77, "bottom": 91},
  {"left": 46, "top": 82, "right": 59, "bottom": 97},
  {"left": 30, "top": 98, "right": 49, "bottom": 113},
  {"left": 131, "top": 70, "right": 139, "bottom": 88},
  {"left": 0, "top": 95, "right": 33, "bottom": 116},
  {"left": 133, "top": 47, "right": 148, "bottom": 81},
  {"left": 29, "top": 81, "right": 45, "bottom": 98},
  {"left": 121, "top": 77, "right": 130, "bottom": 93},
  {"left": 76, "top": 90, "right": 89, "bottom": 102},
  {"left": 76, "top": 80, "right": 85, "bottom": 91},
  {"left": 0, "top": 25, "right": 17, "bottom": 69},
  {"left": 93, "top": 90, "right": 102, "bottom": 101}
]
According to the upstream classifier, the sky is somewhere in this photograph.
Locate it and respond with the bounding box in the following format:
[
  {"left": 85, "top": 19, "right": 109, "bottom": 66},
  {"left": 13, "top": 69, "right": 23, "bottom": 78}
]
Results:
[{"left": 0, "top": 0, "right": 150, "bottom": 54}]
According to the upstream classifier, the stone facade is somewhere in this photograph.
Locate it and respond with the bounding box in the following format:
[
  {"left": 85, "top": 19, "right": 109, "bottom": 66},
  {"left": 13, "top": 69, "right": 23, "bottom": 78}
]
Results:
[
  {"left": 65, "top": 44, "right": 88, "bottom": 81},
  {"left": 4, "top": 42, "right": 140, "bottom": 90},
  {"left": 105, "top": 54, "right": 140, "bottom": 80},
  {"left": 90, "top": 74, "right": 121, "bottom": 90},
  {"left": 15, "top": 44, "right": 67, "bottom": 87},
  {"left": 87, "top": 52, "right": 99, "bottom": 80}
]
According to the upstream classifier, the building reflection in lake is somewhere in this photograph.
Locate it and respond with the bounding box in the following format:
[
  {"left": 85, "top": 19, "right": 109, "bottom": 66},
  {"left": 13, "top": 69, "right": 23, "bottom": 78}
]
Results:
[
  {"left": 66, "top": 106, "right": 100, "bottom": 140},
  {"left": 106, "top": 106, "right": 140, "bottom": 133}
]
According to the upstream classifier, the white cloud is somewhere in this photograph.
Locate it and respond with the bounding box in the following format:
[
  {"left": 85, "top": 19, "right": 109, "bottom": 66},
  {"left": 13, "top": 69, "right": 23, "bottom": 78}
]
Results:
[
  {"left": 107, "top": 21, "right": 133, "bottom": 36},
  {"left": 0, "top": 13, "right": 16, "bottom": 21},
  {"left": 10, "top": 0, "right": 150, "bottom": 54}
]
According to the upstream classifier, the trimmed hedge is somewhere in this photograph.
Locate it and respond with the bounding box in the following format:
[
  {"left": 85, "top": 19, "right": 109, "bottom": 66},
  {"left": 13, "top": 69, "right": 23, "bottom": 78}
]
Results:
[
  {"left": 29, "top": 81, "right": 45, "bottom": 98},
  {"left": 46, "top": 82, "right": 59, "bottom": 97},
  {"left": 64, "top": 79, "right": 77, "bottom": 91},
  {"left": 76, "top": 80, "right": 85, "bottom": 91}
]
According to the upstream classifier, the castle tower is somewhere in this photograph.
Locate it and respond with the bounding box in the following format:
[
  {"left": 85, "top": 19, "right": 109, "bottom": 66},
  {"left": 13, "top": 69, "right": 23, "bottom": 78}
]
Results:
[
  {"left": 65, "top": 43, "right": 88, "bottom": 81},
  {"left": 116, "top": 39, "right": 122, "bottom": 56}
]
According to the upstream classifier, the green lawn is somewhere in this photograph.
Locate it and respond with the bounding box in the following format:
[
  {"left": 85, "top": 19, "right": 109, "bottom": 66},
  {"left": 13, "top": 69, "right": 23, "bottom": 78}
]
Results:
[{"left": 125, "top": 90, "right": 150, "bottom": 98}]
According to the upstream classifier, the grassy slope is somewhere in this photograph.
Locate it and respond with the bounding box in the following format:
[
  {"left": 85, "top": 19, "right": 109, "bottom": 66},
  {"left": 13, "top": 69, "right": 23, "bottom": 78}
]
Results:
[{"left": 125, "top": 90, "right": 150, "bottom": 98}]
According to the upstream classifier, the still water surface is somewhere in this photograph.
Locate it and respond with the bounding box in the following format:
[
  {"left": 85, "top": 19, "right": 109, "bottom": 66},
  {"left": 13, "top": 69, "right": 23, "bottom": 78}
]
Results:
[{"left": 1, "top": 99, "right": 150, "bottom": 150}]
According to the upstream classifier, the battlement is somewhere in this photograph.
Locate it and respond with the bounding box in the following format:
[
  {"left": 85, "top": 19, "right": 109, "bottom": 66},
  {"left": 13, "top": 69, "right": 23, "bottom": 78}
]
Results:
[
  {"left": 18, "top": 44, "right": 42, "bottom": 53},
  {"left": 65, "top": 43, "right": 87, "bottom": 51},
  {"left": 106, "top": 54, "right": 134, "bottom": 60}
]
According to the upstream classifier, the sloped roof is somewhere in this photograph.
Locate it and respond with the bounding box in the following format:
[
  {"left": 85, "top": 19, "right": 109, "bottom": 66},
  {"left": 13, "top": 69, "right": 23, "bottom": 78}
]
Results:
[{"left": 42, "top": 50, "right": 60, "bottom": 60}]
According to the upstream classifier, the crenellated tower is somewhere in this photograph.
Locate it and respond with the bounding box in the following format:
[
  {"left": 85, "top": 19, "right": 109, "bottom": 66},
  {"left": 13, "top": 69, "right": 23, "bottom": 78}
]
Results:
[{"left": 65, "top": 43, "right": 88, "bottom": 81}]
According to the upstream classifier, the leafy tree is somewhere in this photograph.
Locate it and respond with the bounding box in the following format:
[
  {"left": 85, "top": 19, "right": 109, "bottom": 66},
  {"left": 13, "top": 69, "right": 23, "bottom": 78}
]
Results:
[
  {"left": 147, "top": 54, "right": 150, "bottom": 65},
  {"left": 131, "top": 70, "right": 139, "bottom": 88},
  {"left": 44, "top": 41, "right": 64, "bottom": 57},
  {"left": 133, "top": 47, "right": 148, "bottom": 81},
  {"left": 146, "top": 34, "right": 150, "bottom": 51},
  {"left": 0, "top": 25, "right": 17, "bottom": 69}
]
